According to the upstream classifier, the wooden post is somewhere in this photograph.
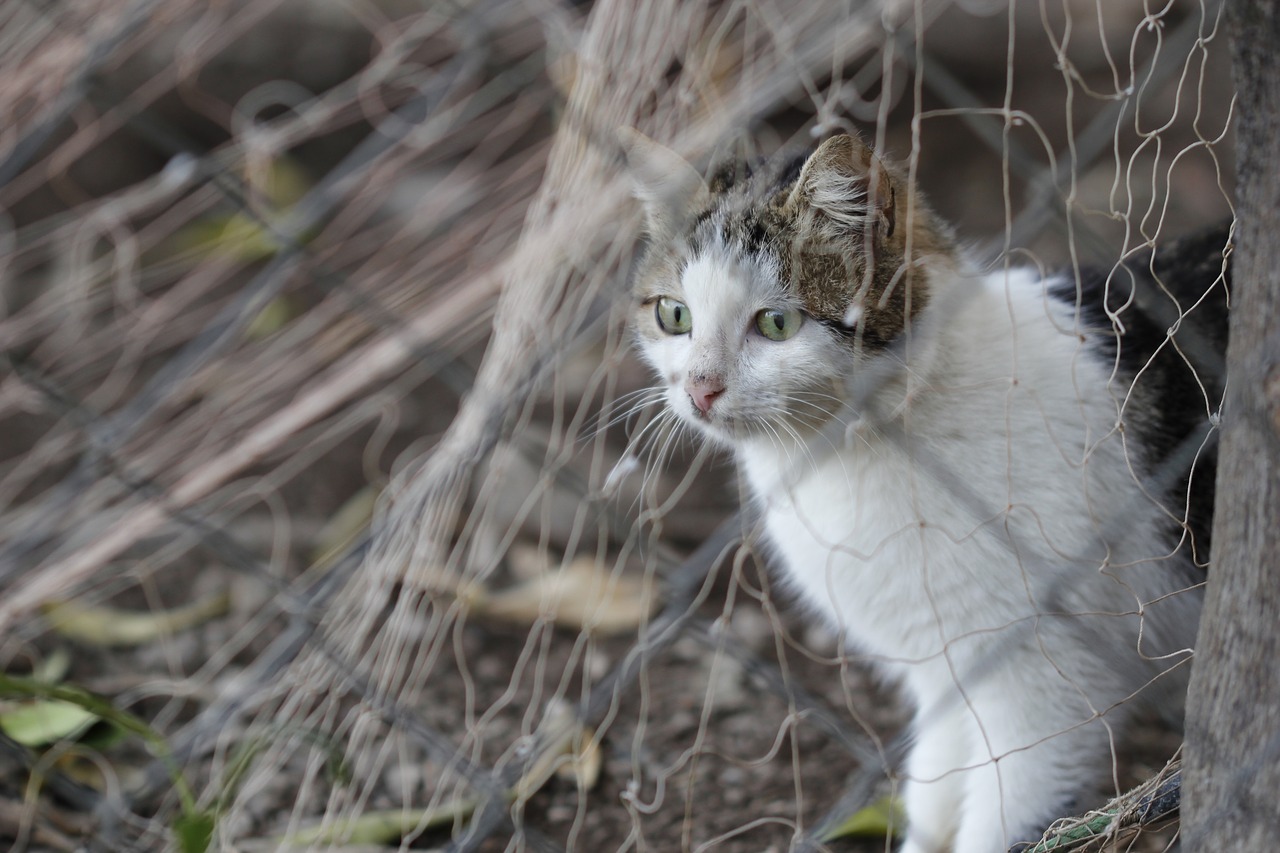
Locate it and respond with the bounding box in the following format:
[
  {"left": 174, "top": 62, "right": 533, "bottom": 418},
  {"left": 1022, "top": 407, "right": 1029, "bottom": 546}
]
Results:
[{"left": 1182, "top": 1, "right": 1280, "bottom": 850}]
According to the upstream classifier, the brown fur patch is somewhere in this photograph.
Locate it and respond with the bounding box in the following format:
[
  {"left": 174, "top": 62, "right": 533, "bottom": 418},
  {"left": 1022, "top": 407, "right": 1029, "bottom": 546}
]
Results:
[
  {"left": 727, "top": 137, "right": 957, "bottom": 347},
  {"left": 630, "top": 132, "right": 959, "bottom": 351},
  {"left": 774, "top": 135, "right": 955, "bottom": 343}
]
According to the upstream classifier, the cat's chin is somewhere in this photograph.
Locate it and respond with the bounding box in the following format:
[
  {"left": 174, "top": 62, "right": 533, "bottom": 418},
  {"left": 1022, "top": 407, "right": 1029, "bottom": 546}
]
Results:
[
  {"left": 665, "top": 402, "right": 744, "bottom": 446},
  {"left": 679, "top": 409, "right": 811, "bottom": 449},
  {"left": 677, "top": 412, "right": 738, "bottom": 446}
]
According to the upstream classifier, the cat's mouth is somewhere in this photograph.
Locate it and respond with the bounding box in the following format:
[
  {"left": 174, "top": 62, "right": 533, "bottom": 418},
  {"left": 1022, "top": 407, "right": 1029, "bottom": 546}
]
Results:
[
  {"left": 685, "top": 401, "right": 727, "bottom": 429},
  {"left": 686, "top": 398, "right": 715, "bottom": 422},
  {"left": 677, "top": 394, "right": 741, "bottom": 439},
  {"left": 684, "top": 394, "right": 844, "bottom": 442},
  {"left": 681, "top": 399, "right": 771, "bottom": 441}
]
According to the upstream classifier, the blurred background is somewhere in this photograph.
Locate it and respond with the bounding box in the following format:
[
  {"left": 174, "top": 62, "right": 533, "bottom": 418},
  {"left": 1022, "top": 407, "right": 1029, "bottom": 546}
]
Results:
[{"left": 0, "top": 1, "right": 1233, "bottom": 850}]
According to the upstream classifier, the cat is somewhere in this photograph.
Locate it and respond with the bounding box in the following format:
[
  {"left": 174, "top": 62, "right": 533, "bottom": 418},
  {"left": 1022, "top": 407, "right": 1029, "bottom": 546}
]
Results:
[{"left": 621, "top": 128, "right": 1228, "bottom": 853}]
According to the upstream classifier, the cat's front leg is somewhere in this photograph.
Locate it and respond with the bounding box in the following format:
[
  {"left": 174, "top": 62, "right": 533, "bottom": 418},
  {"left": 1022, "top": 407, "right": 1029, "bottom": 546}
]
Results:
[
  {"left": 897, "top": 701, "right": 970, "bottom": 853},
  {"left": 947, "top": 675, "right": 1113, "bottom": 853}
]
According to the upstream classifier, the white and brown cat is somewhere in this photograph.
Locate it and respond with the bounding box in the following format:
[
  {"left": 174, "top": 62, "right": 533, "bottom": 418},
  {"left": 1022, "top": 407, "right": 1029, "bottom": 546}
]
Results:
[{"left": 623, "top": 128, "right": 1227, "bottom": 853}]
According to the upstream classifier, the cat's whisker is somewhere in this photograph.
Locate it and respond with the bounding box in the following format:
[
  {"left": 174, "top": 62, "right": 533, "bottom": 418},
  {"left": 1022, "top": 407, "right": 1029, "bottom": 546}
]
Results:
[
  {"left": 586, "top": 387, "right": 668, "bottom": 440},
  {"left": 635, "top": 431, "right": 668, "bottom": 496},
  {"left": 625, "top": 410, "right": 674, "bottom": 519},
  {"left": 780, "top": 395, "right": 851, "bottom": 431},
  {"left": 602, "top": 453, "right": 641, "bottom": 499},
  {"left": 650, "top": 415, "right": 700, "bottom": 504},
  {"left": 772, "top": 413, "right": 832, "bottom": 481},
  {"left": 768, "top": 416, "right": 810, "bottom": 468},
  {"left": 642, "top": 411, "right": 682, "bottom": 498},
  {"left": 776, "top": 392, "right": 886, "bottom": 458},
  {"left": 757, "top": 416, "right": 796, "bottom": 469},
  {"left": 621, "top": 397, "right": 675, "bottom": 456},
  {"left": 636, "top": 412, "right": 681, "bottom": 466}
]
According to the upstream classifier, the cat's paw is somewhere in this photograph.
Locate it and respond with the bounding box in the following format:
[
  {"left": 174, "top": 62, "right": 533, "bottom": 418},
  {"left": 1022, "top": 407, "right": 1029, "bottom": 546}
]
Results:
[{"left": 896, "top": 837, "right": 946, "bottom": 853}]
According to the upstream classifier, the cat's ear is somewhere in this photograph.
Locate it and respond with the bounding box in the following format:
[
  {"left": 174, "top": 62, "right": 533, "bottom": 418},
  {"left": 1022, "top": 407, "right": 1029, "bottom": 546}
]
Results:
[
  {"left": 618, "top": 128, "right": 709, "bottom": 237},
  {"left": 785, "top": 134, "right": 895, "bottom": 241}
]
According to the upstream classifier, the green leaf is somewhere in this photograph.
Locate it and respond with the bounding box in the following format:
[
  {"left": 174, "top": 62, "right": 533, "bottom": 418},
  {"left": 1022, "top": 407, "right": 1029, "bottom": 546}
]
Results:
[
  {"left": 0, "top": 674, "right": 199, "bottom": 816},
  {"left": 171, "top": 214, "right": 284, "bottom": 262},
  {"left": 243, "top": 295, "right": 299, "bottom": 340},
  {"left": 166, "top": 157, "right": 312, "bottom": 263},
  {"left": 77, "top": 716, "right": 129, "bottom": 750},
  {"left": 0, "top": 700, "right": 99, "bottom": 747},
  {"left": 174, "top": 810, "right": 216, "bottom": 853},
  {"left": 820, "top": 795, "right": 904, "bottom": 842},
  {"left": 31, "top": 649, "right": 71, "bottom": 684}
]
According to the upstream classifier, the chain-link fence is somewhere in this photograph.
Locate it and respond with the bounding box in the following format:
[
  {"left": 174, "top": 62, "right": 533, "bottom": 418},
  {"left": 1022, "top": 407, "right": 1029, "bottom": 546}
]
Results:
[{"left": 0, "top": 1, "right": 1237, "bottom": 851}]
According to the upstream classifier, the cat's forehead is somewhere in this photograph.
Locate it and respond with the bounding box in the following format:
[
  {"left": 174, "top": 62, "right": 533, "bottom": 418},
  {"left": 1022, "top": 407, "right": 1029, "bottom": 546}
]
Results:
[
  {"left": 687, "top": 150, "right": 807, "bottom": 253},
  {"left": 674, "top": 166, "right": 805, "bottom": 299},
  {"left": 687, "top": 202, "right": 787, "bottom": 265},
  {"left": 678, "top": 232, "right": 789, "bottom": 306},
  {"left": 633, "top": 197, "right": 792, "bottom": 304}
]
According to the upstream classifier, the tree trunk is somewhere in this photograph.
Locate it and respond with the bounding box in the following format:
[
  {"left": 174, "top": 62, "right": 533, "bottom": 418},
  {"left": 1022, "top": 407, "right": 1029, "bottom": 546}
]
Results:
[{"left": 1182, "top": 1, "right": 1280, "bottom": 850}]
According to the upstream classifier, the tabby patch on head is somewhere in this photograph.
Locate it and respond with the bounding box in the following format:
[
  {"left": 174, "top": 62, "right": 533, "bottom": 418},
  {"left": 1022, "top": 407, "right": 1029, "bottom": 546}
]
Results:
[
  {"left": 622, "top": 129, "right": 956, "bottom": 351},
  {"left": 621, "top": 129, "right": 957, "bottom": 443}
]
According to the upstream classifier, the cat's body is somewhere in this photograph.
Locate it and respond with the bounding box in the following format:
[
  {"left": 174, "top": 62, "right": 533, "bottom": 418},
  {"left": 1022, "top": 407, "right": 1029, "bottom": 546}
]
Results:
[{"left": 623, "top": 130, "right": 1228, "bottom": 853}]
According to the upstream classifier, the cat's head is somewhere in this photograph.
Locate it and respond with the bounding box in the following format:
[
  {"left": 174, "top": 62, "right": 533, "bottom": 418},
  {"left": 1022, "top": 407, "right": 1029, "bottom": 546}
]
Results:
[{"left": 622, "top": 129, "right": 955, "bottom": 446}]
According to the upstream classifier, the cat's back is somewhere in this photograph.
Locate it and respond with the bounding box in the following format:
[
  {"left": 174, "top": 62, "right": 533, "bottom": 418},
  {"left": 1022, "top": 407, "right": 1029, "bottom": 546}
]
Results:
[{"left": 1051, "top": 225, "right": 1232, "bottom": 561}]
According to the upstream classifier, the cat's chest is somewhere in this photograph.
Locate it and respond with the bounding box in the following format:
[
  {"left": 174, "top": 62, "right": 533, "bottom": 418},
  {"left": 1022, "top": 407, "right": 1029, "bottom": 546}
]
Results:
[
  {"left": 736, "top": 437, "right": 1019, "bottom": 661},
  {"left": 739, "top": 440, "right": 924, "bottom": 566}
]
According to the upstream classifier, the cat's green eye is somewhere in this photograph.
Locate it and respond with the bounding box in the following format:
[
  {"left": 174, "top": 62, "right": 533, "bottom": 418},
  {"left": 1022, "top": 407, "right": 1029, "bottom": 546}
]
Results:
[
  {"left": 655, "top": 297, "right": 692, "bottom": 335},
  {"left": 755, "top": 307, "right": 803, "bottom": 341}
]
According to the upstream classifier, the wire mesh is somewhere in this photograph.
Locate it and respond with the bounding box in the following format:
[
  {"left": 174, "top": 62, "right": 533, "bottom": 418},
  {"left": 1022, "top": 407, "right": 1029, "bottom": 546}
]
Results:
[{"left": 0, "top": 1, "right": 1239, "bottom": 851}]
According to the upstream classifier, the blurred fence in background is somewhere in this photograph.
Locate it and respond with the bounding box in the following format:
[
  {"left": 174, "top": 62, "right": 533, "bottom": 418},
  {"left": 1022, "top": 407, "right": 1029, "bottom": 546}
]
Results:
[{"left": 0, "top": 1, "right": 1235, "bottom": 851}]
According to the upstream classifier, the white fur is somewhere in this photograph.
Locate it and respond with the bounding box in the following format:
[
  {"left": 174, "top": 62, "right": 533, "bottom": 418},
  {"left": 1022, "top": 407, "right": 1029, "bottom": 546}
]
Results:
[
  {"left": 804, "top": 175, "right": 869, "bottom": 229},
  {"left": 637, "top": 247, "right": 1201, "bottom": 853}
]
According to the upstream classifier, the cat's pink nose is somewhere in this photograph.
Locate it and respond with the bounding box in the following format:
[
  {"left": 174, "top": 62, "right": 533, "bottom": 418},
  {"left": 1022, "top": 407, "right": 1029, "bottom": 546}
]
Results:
[{"left": 686, "top": 378, "right": 726, "bottom": 414}]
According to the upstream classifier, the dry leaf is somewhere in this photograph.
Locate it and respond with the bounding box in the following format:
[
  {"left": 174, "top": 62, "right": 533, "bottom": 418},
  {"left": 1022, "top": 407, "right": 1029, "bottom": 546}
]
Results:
[
  {"left": 515, "top": 699, "right": 600, "bottom": 798},
  {"left": 278, "top": 796, "right": 480, "bottom": 846},
  {"left": 554, "top": 730, "right": 602, "bottom": 790},
  {"left": 42, "top": 592, "right": 231, "bottom": 647},
  {"left": 472, "top": 557, "right": 656, "bottom": 635}
]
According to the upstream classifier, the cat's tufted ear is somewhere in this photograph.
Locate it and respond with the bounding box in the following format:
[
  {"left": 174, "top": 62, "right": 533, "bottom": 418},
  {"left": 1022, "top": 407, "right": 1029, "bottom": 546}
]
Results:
[
  {"left": 785, "top": 134, "right": 895, "bottom": 241},
  {"left": 618, "top": 128, "right": 710, "bottom": 238}
]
